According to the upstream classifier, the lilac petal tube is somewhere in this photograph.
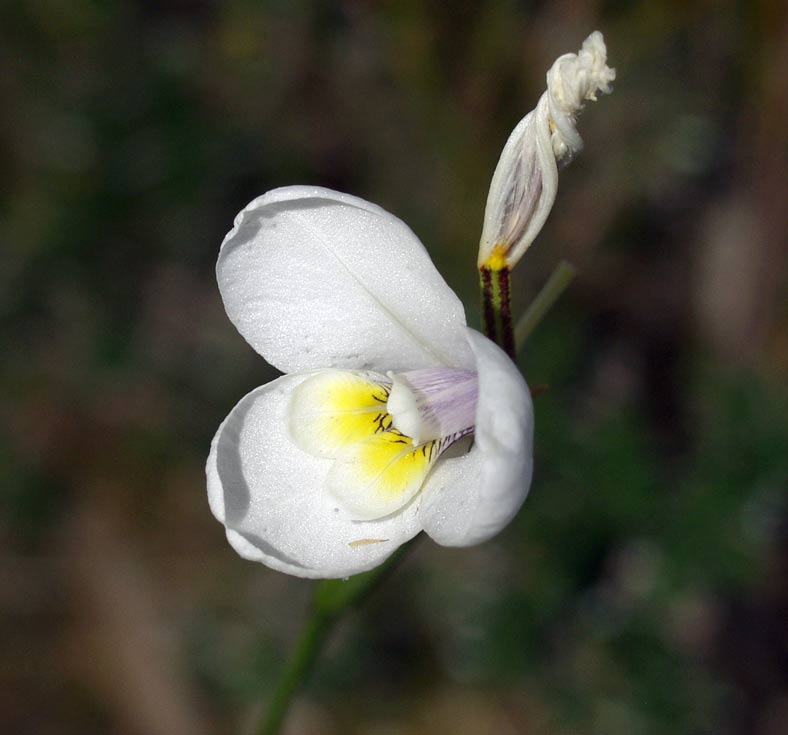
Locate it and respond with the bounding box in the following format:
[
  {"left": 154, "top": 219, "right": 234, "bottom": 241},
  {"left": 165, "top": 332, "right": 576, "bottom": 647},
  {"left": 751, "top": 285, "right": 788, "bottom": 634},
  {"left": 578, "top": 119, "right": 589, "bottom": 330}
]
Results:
[
  {"left": 387, "top": 368, "right": 479, "bottom": 444},
  {"left": 387, "top": 368, "right": 478, "bottom": 444}
]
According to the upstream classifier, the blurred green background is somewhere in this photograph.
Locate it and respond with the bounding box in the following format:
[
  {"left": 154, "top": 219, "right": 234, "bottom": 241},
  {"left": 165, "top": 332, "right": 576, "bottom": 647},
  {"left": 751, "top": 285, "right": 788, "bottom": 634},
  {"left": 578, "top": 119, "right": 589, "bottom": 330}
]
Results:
[{"left": 2, "top": 1, "right": 787, "bottom": 733}]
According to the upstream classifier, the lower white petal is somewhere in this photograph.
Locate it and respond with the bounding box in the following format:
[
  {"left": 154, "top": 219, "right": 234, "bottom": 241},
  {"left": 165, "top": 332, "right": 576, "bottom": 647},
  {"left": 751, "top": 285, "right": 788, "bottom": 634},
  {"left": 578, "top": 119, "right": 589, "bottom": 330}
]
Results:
[
  {"left": 418, "top": 329, "right": 534, "bottom": 546},
  {"left": 207, "top": 374, "right": 422, "bottom": 579}
]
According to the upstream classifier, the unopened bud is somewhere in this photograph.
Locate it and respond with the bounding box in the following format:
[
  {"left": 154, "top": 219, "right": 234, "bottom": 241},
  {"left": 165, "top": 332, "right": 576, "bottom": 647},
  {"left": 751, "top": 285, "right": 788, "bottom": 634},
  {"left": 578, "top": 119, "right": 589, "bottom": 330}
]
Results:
[{"left": 478, "top": 31, "right": 615, "bottom": 270}]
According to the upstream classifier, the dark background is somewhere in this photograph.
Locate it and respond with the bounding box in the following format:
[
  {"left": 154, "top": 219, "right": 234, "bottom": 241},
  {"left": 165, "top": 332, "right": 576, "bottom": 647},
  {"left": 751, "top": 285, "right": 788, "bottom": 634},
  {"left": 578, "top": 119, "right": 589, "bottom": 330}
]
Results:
[{"left": 2, "top": 1, "right": 787, "bottom": 733}]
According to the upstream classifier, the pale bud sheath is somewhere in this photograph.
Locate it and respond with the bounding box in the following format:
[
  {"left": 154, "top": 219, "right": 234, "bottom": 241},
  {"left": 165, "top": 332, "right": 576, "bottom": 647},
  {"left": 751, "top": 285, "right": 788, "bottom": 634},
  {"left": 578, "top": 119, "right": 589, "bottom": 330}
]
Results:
[{"left": 478, "top": 31, "right": 615, "bottom": 269}]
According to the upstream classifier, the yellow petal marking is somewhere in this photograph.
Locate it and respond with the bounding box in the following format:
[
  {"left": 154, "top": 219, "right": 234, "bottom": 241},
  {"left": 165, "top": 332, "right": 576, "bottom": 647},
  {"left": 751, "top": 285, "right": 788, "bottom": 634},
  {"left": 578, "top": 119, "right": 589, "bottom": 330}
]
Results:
[
  {"left": 289, "top": 371, "right": 392, "bottom": 458},
  {"left": 289, "top": 370, "right": 443, "bottom": 519},
  {"left": 327, "top": 430, "right": 441, "bottom": 519}
]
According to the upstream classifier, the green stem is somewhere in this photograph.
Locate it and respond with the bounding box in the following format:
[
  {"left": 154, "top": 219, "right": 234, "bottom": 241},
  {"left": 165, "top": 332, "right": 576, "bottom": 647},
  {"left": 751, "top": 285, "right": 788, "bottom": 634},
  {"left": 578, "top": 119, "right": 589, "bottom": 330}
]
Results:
[
  {"left": 257, "top": 610, "right": 331, "bottom": 735},
  {"left": 256, "top": 540, "right": 418, "bottom": 735},
  {"left": 514, "top": 260, "right": 577, "bottom": 350}
]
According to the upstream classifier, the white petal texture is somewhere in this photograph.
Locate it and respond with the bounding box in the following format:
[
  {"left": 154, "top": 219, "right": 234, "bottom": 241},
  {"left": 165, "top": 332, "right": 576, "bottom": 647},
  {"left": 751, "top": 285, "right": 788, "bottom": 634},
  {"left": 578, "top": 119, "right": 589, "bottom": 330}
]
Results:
[
  {"left": 207, "top": 373, "right": 422, "bottom": 578},
  {"left": 217, "top": 186, "right": 473, "bottom": 374},
  {"left": 418, "top": 330, "right": 534, "bottom": 547}
]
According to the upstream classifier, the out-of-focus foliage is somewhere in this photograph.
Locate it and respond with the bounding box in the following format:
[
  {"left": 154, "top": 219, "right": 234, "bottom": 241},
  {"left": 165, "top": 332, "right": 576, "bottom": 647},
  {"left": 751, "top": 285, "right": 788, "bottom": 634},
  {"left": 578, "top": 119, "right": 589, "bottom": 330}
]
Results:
[{"left": 1, "top": 1, "right": 786, "bottom": 734}]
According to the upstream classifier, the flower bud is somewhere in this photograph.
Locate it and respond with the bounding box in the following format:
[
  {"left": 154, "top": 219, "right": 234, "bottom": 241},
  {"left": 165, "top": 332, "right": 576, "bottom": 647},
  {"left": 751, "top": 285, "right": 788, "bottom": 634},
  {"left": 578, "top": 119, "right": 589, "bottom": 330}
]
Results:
[{"left": 478, "top": 31, "right": 615, "bottom": 270}]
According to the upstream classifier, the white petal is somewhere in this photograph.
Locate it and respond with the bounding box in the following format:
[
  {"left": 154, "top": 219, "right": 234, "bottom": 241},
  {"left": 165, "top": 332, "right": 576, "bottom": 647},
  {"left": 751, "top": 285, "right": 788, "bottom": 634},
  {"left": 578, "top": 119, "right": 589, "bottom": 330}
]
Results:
[
  {"left": 207, "top": 373, "right": 422, "bottom": 579},
  {"left": 418, "top": 329, "right": 534, "bottom": 546},
  {"left": 217, "top": 186, "right": 473, "bottom": 374}
]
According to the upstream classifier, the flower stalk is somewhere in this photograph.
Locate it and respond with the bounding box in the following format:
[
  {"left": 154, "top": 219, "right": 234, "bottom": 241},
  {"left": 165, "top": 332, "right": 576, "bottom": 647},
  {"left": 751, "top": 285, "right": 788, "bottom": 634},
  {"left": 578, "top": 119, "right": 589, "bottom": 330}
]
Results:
[
  {"left": 256, "top": 610, "right": 330, "bottom": 735},
  {"left": 257, "top": 541, "right": 417, "bottom": 735},
  {"left": 480, "top": 261, "right": 516, "bottom": 358}
]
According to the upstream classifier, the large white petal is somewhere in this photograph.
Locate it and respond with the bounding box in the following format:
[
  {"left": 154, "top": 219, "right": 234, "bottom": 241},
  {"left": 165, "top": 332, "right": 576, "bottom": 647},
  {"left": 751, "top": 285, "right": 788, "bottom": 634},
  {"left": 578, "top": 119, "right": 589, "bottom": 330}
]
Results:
[
  {"left": 207, "top": 373, "right": 422, "bottom": 579},
  {"left": 217, "top": 186, "right": 473, "bottom": 374},
  {"left": 418, "top": 329, "right": 533, "bottom": 546}
]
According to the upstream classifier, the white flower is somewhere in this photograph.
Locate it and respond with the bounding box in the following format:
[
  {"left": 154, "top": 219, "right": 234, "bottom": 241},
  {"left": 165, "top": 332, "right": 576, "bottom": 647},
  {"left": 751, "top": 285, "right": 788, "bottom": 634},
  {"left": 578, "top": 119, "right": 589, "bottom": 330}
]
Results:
[
  {"left": 207, "top": 186, "right": 533, "bottom": 579},
  {"left": 479, "top": 31, "right": 615, "bottom": 270}
]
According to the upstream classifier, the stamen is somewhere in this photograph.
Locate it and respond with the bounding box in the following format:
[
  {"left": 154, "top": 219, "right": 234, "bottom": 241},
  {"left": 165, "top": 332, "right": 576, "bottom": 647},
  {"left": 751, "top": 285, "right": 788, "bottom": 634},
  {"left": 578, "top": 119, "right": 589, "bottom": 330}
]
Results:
[{"left": 387, "top": 368, "right": 478, "bottom": 444}]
